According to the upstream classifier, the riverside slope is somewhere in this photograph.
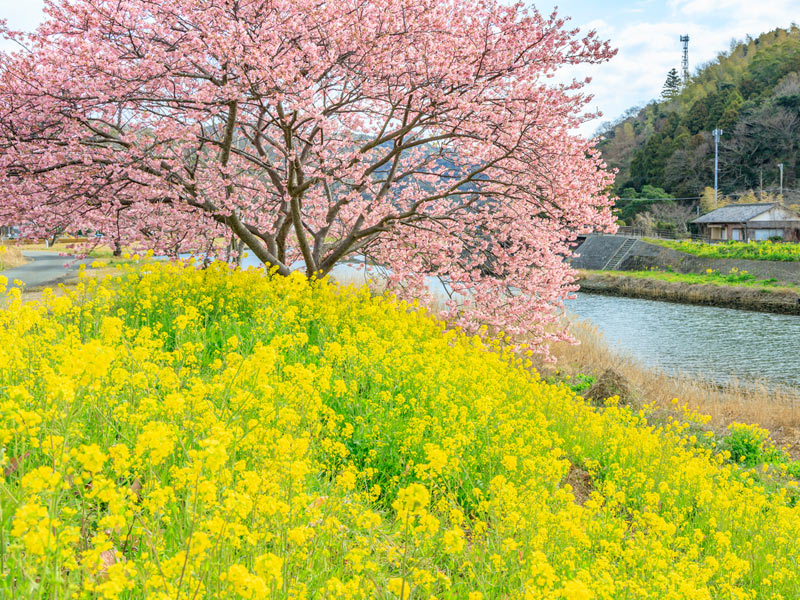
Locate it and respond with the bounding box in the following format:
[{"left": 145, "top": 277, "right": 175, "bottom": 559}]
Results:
[
  {"left": 573, "top": 235, "right": 800, "bottom": 285},
  {"left": 577, "top": 271, "right": 800, "bottom": 315}
]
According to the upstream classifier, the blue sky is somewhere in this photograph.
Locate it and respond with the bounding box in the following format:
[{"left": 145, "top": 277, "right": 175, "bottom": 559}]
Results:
[{"left": 2, "top": 0, "right": 800, "bottom": 136}]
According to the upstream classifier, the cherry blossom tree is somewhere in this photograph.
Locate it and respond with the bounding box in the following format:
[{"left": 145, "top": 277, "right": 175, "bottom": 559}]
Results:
[{"left": 0, "top": 0, "right": 616, "bottom": 351}]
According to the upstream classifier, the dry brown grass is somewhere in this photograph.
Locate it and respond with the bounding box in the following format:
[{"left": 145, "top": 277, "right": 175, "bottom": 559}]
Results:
[
  {"left": 540, "top": 319, "right": 800, "bottom": 458},
  {"left": 0, "top": 245, "right": 28, "bottom": 270},
  {"left": 17, "top": 241, "right": 116, "bottom": 255}
]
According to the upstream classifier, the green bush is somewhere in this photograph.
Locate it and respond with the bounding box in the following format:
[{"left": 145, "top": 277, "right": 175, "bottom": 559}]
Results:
[
  {"left": 721, "top": 423, "right": 783, "bottom": 467},
  {"left": 567, "top": 373, "right": 597, "bottom": 394}
]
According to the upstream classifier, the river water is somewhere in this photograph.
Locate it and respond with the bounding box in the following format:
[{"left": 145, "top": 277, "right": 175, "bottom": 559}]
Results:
[{"left": 567, "top": 293, "right": 800, "bottom": 388}]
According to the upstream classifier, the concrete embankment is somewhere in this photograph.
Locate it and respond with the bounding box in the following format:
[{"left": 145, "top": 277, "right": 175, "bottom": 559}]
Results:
[
  {"left": 573, "top": 235, "right": 800, "bottom": 285},
  {"left": 577, "top": 272, "right": 800, "bottom": 315}
]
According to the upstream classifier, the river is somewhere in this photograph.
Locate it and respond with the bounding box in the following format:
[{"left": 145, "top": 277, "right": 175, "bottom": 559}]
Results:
[{"left": 567, "top": 293, "right": 800, "bottom": 388}]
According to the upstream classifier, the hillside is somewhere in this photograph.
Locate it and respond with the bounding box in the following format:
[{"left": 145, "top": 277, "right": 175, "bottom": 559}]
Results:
[
  {"left": 2, "top": 261, "right": 800, "bottom": 598},
  {"left": 600, "top": 25, "right": 800, "bottom": 207}
]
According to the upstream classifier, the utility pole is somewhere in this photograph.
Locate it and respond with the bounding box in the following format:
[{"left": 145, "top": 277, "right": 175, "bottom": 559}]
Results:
[
  {"left": 713, "top": 128, "right": 723, "bottom": 207},
  {"left": 778, "top": 162, "right": 784, "bottom": 197}
]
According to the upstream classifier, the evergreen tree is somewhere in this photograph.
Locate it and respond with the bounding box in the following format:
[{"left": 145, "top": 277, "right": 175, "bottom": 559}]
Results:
[
  {"left": 718, "top": 88, "right": 744, "bottom": 130},
  {"left": 662, "top": 68, "right": 682, "bottom": 99}
]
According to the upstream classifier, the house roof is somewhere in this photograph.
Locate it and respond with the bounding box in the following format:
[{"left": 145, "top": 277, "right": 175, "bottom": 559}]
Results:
[{"left": 691, "top": 203, "right": 781, "bottom": 224}]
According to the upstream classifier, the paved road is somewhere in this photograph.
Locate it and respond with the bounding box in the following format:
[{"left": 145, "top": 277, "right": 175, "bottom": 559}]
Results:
[{"left": 2, "top": 251, "right": 93, "bottom": 289}]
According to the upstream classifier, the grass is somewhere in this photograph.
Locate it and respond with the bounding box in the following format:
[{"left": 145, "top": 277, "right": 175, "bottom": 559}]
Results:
[
  {"left": 16, "top": 240, "right": 119, "bottom": 256},
  {"left": 645, "top": 238, "right": 800, "bottom": 261},
  {"left": 2, "top": 260, "right": 800, "bottom": 598},
  {"left": 0, "top": 245, "right": 28, "bottom": 271},
  {"left": 19, "top": 236, "right": 243, "bottom": 257},
  {"left": 580, "top": 267, "right": 800, "bottom": 291}
]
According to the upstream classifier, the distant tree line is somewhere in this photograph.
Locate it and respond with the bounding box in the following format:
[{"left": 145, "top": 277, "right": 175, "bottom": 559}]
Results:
[{"left": 599, "top": 26, "right": 800, "bottom": 212}]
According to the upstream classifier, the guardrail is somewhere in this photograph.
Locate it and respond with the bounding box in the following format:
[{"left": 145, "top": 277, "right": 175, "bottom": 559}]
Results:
[{"left": 613, "top": 227, "right": 710, "bottom": 242}]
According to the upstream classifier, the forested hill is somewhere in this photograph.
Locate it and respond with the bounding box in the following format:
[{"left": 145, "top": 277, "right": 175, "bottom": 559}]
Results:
[{"left": 599, "top": 26, "right": 800, "bottom": 204}]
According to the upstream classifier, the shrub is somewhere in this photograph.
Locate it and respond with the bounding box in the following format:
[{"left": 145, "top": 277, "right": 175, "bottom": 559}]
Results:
[
  {"left": 567, "top": 373, "right": 597, "bottom": 394},
  {"left": 721, "top": 423, "right": 781, "bottom": 466}
]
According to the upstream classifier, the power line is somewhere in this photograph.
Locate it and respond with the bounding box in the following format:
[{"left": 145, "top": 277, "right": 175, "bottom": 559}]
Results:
[
  {"left": 725, "top": 188, "right": 796, "bottom": 197},
  {"left": 617, "top": 196, "right": 700, "bottom": 201},
  {"left": 617, "top": 189, "right": 799, "bottom": 202}
]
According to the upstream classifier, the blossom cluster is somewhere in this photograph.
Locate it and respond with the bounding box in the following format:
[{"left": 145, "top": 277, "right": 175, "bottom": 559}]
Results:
[{"left": 0, "top": 261, "right": 798, "bottom": 599}]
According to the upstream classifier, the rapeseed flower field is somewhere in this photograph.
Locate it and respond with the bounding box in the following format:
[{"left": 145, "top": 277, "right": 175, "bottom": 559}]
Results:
[
  {"left": 0, "top": 261, "right": 798, "bottom": 599},
  {"left": 646, "top": 239, "right": 800, "bottom": 262}
]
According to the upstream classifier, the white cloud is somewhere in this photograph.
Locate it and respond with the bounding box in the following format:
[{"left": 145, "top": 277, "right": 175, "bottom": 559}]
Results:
[
  {"left": 670, "top": 0, "right": 798, "bottom": 18},
  {"left": 572, "top": 0, "right": 800, "bottom": 136},
  {"left": 0, "top": 0, "right": 45, "bottom": 51}
]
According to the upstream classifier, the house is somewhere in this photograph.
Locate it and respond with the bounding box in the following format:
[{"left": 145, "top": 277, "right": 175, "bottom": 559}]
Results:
[
  {"left": 691, "top": 203, "right": 800, "bottom": 242},
  {"left": 0, "top": 225, "right": 21, "bottom": 239}
]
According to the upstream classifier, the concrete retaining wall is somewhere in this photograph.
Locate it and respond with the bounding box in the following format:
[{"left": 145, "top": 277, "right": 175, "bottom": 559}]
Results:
[
  {"left": 573, "top": 235, "right": 800, "bottom": 285},
  {"left": 571, "top": 236, "right": 634, "bottom": 271}
]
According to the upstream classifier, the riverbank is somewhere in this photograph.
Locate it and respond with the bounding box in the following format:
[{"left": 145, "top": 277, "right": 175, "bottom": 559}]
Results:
[
  {"left": 572, "top": 235, "right": 800, "bottom": 284},
  {"left": 12, "top": 259, "right": 800, "bottom": 461},
  {"left": 539, "top": 319, "right": 800, "bottom": 460},
  {"left": 577, "top": 269, "right": 800, "bottom": 315},
  {"left": 644, "top": 238, "right": 800, "bottom": 262},
  {"left": 5, "top": 260, "right": 800, "bottom": 598}
]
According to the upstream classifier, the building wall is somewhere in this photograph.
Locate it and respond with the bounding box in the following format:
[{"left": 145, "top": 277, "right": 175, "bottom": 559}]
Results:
[
  {"left": 707, "top": 224, "right": 744, "bottom": 241},
  {"left": 730, "top": 224, "right": 746, "bottom": 240},
  {"left": 750, "top": 206, "right": 800, "bottom": 222},
  {"left": 705, "top": 222, "right": 800, "bottom": 242}
]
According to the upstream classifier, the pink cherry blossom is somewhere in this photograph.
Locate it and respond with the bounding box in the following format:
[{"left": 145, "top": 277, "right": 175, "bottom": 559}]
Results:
[{"left": 0, "top": 0, "right": 616, "bottom": 355}]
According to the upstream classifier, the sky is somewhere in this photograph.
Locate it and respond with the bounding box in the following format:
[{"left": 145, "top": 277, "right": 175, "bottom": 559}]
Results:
[{"left": 2, "top": 0, "right": 800, "bottom": 136}]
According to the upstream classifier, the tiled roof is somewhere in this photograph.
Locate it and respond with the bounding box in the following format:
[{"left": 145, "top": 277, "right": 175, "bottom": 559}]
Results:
[{"left": 692, "top": 203, "right": 777, "bottom": 224}]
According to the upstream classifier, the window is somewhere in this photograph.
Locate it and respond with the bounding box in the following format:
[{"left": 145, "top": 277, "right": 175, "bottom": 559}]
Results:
[{"left": 754, "top": 229, "right": 783, "bottom": 241}]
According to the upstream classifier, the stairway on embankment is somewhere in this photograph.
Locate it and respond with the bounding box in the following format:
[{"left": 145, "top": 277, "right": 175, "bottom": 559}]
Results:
[
  {"left": 572, "top": 235, "right": 800, "bottom": 285},
  {"left": 601, "top": 238, "right": 637, "bottom": 271}
]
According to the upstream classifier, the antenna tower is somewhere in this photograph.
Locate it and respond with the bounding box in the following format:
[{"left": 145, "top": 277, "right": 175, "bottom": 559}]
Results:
[{"left": 680, "top": 35, "right": 690, "bottom": 84}]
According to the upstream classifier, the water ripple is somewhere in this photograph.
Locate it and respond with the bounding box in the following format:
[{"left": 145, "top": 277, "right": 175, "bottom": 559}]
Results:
[{"left": 567, "top": 293, "right": 800, "bottom": 388}]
